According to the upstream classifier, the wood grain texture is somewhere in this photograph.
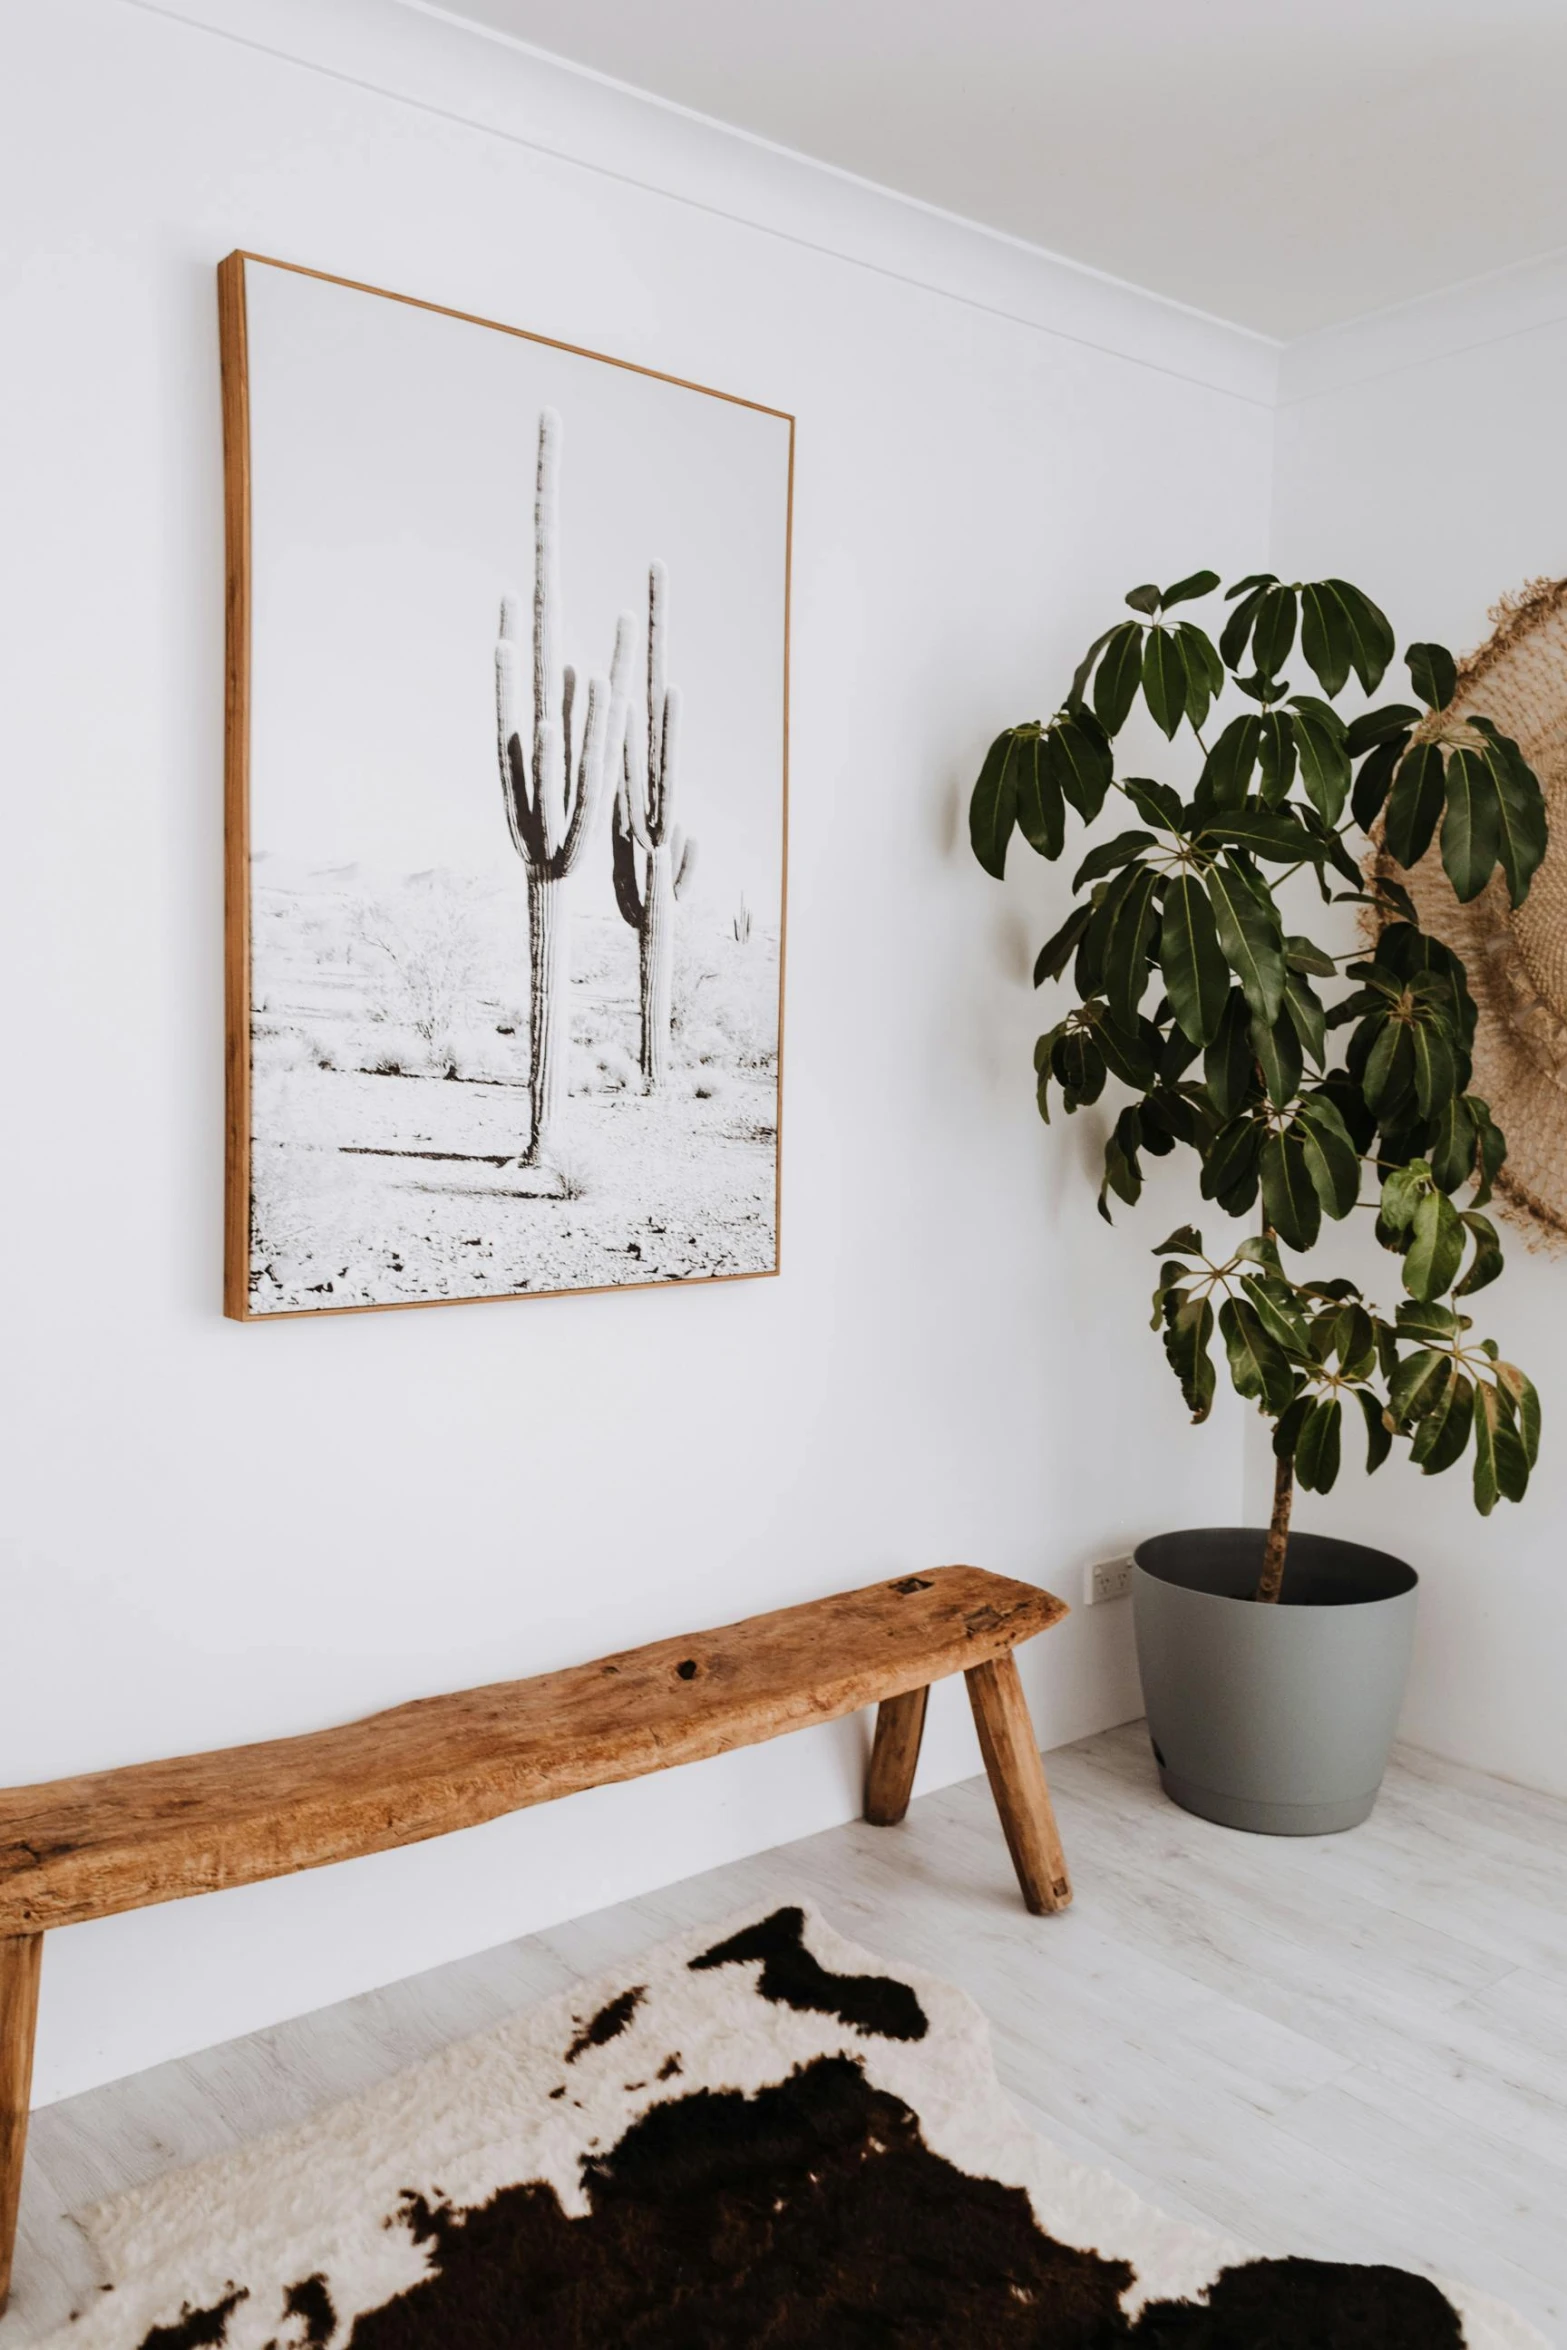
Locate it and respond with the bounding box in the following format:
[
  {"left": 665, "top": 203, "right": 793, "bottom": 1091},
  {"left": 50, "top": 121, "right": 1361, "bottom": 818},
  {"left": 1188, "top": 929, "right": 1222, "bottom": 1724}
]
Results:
[
  {"left": 864, "top": 1686, "right": 929, "bottom": 1826},
  {"left": 218, "top": 251, "right": 252, "bottom": 1322},
  {"left": 0, "top": 1570, "right": 1065, "bottom": 1936},
  {"left": 217, "top": 248, "right": 794, "bottom": 1323},
  {"left": 964, "top": 1655, "right": 1073, "bottom": 1915},
  {"left": 0, "top": 1936, "right": 41, "bottom": 2315}
]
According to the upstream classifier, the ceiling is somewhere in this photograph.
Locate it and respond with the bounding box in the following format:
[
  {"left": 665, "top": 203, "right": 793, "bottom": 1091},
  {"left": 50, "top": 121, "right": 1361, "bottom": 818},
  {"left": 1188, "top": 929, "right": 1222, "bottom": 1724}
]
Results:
[{"left": 422, "top": 0, "right": 1567, "bottom": 340}]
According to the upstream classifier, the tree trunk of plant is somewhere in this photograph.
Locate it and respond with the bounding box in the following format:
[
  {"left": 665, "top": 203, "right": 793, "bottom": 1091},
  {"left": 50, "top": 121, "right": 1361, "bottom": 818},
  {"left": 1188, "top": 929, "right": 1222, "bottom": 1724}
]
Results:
[
  {"left": 1254, "top": 1450, "right": 1294, "bottom": 1604},
  {"left": 526, "top": 866, "right": 568, "bottom": 1165}
]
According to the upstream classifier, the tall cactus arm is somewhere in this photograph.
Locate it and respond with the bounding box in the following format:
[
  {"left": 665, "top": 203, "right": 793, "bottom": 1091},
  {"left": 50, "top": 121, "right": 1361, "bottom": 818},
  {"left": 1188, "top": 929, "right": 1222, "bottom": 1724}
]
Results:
[
  {"left": 532, "top": 408, "right": 563, "bottom": 794},
  {"left": 496, "top": 596, "right": 544, "bottom": 864},
  {"left": 621, "top": 716, "right": 655, "bottom": 855},
  {"left": 672, "top": 827, "right": 698, "bottom": 900},
  {"left": 646, "top": 558, "right": 668, "bottom": 822},
  {"left": 655, "top": 685, "right": 681, "bottom": 847},
  {"left": 611, "top": 792, "right": 647, "bottom": 928},
  {"left": 555, "top": 674, "right": 607, "bottom": 877}
]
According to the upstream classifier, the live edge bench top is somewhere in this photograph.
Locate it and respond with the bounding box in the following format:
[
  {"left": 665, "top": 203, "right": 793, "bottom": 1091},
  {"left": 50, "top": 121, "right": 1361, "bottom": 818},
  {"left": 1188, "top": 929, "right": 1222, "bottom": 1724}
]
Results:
[{"left": 0, "top": 1567, "right": 1064, "bottom": 1938}]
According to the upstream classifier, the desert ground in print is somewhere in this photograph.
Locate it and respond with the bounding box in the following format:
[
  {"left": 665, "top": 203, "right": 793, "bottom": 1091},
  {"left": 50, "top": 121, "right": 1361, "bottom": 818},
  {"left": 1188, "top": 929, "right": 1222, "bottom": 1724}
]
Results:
[{"left": 248, "top": 862, "right": 779, "bottom": 1311}]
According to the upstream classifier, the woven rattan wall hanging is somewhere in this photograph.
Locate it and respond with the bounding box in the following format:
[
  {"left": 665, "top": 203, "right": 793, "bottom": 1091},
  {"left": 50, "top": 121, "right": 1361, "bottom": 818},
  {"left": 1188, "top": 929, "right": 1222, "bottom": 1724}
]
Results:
[{"left": 1386, "top": 578, "right": 1567, "bottom": 1244}]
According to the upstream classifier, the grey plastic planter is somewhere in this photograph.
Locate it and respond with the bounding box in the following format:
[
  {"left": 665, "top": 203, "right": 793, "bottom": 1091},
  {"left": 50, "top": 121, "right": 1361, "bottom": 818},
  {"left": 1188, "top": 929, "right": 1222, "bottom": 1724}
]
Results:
[{"left": 1131, "top": 1528, "right": 1417, "bottom": 1835}]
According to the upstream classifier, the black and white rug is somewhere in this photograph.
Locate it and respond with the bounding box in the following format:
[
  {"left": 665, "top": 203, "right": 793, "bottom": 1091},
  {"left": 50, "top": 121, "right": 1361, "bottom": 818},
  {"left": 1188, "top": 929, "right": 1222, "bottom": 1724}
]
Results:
[{"left": 45, "top": 1903, "right": 1543, "bottom": 2348}]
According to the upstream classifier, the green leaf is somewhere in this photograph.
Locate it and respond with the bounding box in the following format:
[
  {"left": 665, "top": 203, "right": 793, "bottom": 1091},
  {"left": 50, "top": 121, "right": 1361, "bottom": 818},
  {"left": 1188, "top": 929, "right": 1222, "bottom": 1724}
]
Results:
[
  {"left": 1383, "top": 741, "right": 1445, "bottom": 869},
  {"left": 1123, "top": 775, "right": 1184, "bottom": 832},
  {"left": 1493, "top": 1360, "right": 1542, "bottom": 1466},
  {"left": 1251, "top": 1006, "right": 1303, "bottom": 1109},
  {"left": 1441, "top": 745, "right": 1501, "bottom": 903},
  {"left": 1094, "top": 623, "right": 1145, "bottom": 737},
  {"left": 1470, "top": 719, "right": 1548, "bottom": 910},
  {"left": 1296, "top": 1396, "right": 1343, "bottom": 1493},
  {"left": 1125, "top": 582, "right": 1162, "bottom": 615},
  {"left": 1390, "top": 1346, "right": 1451, "bottom": 1425},
  {"left": 1406, "top": 641, "right": 1458, "bottom": 711},
  {"left": 1160, "top": 872, "right": 1230, "bottom": 1047},
  {"left": 1349, "top": 735, "right": 1408, "bottom": 832},
  {"left": 1033, "top": 903, "right": 1093, "bottom": 986},
  {"left": 1412, "top": 1369, "right": 1474, "bottom": 1475},
  {"left": 1163, "top": 569, "right": 1221, "bottom": 608},
  {"left": 1471, "top": 1095, "right": 1506, "bottom": 1205},
  {"left": 1296, "top": 1101, "right": 1361, "bottom": 1219},
  {"left": 1346, "top": 703, "right": 1422, "bottom": 758},
  {"left": 1204, "top": 810, "right": 1312, "bottom": 861},
  {"left": 1067, "top": 626, "right": 1118, "bottom": 713},
  {"left": 1093, "top": 1008, "right": 1161, "bottom": 1091},
  {"left": 1195, "top": 715, "right": 1262, "bottom": 815},
  {"left": 1219, "top": 1298, "right": 1297, "bottom": 1412},
  {"left": 1473, "top": 1385, "right": 1529, "bottom": 1511},
  {"left": 1208, "top": 858, "right": 1286, "bottom": 1025},
  {"left": 1099, "top": 863, "right": 1162, "bottom": 1029},
  {"left": 1327, "top": 579, "right": 1396, "bottom": 693},
  {"left": 1405, "top": 1187, "right": 1466, "bottom": 1301},
  {"left": 1071, "top": 830, "right": 1156, "bottom": 892},
  {"left": 1285, "top": 934, "right": 1338, "bottom": 978},
  {"left": 1240, "top": 1271, "right": 1311, "bottom": 1353},
  {"left": 1353, "top": 1385, "right": 1394, "bottom": 1473},
  {"left": 1220, "top": 581, "right": 1272, "bottom": 672},
  {"left": 969, "top": 730, "right": 1019, "bottom": 878},
  {"left": 1163, "top": 1294, "right": 1217, "bottom": 1421},
  {"left": 1378, "top": 1161, "right": 1427, "bottom": 1233},
  {"left": 1013, "top": 728, "right": 1065, "bottom": 858},
  {"left": 1261, "top": 1127, "right": 1321, "bottom": 1250},
  {"left": 1257, "top": 710, "right": 1298, "bottom": 805},
  {"left": 1363, "top": 1019, "right": 1416, "bottom": 1124},
  {"left": 1251, "top": 584, "right": 1298, "bottom": 680},
  {"left": 1152, "top": 1225, "right": 1204, "bottom": 1256},
  {"left": 1283, "top": 970, "right": 1327, "bottom": 1069},
  {"left": 1332, "top": 1301, "right": 1377, "bottom": 1379},
  {"left": 1204, "top": 989, "right": 1257, "bottom": 1121},
  {"left": 1051, "top": 1025, "right": 1106, "bottom": 1110},
  {"left": 1141, "top": 629, "right": 1188, "bottom": 738},
  {"left": 1050, "top": 712, "right": 1115, "bottom": 822},
  {"left": 1172, "top": 625, "right": 1215, "bottom": 733},
  {"left": 1300, "top": 581, "right": 1353, "bottom": 697},
  {"left": 1454, "top": 1208, "right": 1504, "bottom": 1296},
  {"left": 1098, "top": 1105, "right": 1144, "bottom": 1222},
  {"left": 1427, "top": 1093, "right": 1476, "bottom": 1191},
  {"left": 1290, "top": 697, "right": 1351, "bottom": 824},
  {"left": 1410, "top": 1019, "right": 1459, "bottom": 1120},
  {"left": 1203, "top": 1113, "right": 1264, "bottom": 1210}
]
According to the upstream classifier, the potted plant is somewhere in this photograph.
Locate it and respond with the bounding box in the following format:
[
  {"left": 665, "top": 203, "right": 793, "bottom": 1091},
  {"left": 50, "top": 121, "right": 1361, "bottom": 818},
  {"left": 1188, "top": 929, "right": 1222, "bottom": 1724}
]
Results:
[{"left": 971, "top": 571, "right": 1546, "bottom": 1833}]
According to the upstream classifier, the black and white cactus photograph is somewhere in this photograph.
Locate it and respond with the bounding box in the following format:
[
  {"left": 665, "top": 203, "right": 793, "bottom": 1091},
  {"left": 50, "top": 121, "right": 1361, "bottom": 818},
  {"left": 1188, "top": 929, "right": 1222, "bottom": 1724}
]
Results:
[{"left": 228, "top": 257, "right": 791, "bottom": 1316}]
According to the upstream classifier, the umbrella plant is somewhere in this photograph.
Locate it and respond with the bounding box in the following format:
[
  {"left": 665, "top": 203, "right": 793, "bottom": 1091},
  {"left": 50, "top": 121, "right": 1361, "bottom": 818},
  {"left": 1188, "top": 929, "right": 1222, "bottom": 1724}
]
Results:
[{"left": 971, "top": 572, "right": 1546, "bottom": 1602}]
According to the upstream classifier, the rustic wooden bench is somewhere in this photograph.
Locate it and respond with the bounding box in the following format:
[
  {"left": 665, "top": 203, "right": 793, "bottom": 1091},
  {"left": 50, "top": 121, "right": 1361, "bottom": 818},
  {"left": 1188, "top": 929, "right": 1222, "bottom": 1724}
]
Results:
[{"left": 0, "top": 1564, "right": 1069, "bottom": 2308}]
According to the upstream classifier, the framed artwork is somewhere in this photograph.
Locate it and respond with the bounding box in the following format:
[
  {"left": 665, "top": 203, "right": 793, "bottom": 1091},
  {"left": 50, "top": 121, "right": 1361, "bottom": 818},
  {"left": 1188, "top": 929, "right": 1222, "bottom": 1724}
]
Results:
[{"left": 219, "top": 252, "right": 792, "bottom": 1320}]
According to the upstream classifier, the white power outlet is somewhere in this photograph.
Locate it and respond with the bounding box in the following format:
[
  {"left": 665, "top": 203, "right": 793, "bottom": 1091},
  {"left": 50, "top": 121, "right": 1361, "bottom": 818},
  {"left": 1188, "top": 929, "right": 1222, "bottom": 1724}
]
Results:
[{"left": 1086, "top": 1554, "right": 1134, "bottom": 1605}]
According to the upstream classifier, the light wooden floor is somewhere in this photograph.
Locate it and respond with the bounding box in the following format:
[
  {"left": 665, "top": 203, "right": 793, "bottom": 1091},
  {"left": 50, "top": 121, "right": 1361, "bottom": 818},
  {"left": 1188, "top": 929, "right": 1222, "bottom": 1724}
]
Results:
[{"left": 5, "top": 1722, "right": 1566, "bottom": 2345}]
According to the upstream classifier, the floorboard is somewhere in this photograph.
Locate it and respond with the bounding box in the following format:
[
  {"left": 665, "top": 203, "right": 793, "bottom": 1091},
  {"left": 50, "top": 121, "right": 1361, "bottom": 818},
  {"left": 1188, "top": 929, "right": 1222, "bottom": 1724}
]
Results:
[{"left": 3, "top": 1724, "right": 1564, "bottom": 2344}]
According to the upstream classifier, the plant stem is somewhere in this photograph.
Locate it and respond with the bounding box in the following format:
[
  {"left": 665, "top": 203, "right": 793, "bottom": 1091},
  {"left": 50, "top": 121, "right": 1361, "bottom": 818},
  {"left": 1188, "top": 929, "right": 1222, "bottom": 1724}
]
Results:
[{"left": 1255, "top": 1450, "right": 1294, "bottom": 1604}]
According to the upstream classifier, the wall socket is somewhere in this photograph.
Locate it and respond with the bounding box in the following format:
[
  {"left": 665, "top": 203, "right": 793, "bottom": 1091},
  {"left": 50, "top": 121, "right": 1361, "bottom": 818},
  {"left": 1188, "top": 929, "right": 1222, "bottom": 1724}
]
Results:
[{"left": 1085, "top": 1554, "right": 1134, "bottom": 1606}]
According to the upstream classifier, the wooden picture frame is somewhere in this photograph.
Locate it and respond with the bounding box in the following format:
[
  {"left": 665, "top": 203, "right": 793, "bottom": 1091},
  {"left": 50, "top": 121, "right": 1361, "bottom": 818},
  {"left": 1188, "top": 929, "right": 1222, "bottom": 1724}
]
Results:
[{"left": 219, "top": 253, "right": 792, "bottom": 1321}]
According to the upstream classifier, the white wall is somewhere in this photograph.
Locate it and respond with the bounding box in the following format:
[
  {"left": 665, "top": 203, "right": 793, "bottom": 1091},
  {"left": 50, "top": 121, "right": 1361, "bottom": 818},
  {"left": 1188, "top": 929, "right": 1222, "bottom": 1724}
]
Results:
[
  {"left": 1264, "top": 258, "right": 1567, "bottom": 1800},
  {"left": 0, "top": 0, "right": 1272, "bottom": 2102}
]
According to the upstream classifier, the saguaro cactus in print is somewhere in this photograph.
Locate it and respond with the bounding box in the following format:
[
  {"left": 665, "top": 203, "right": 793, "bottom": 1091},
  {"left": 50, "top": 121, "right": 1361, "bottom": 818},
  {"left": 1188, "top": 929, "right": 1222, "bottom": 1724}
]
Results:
[
  {"left": 495, "top": 408, "right": 631, "bottom": 1165},
  {"left": 612, "top": 559, "right": 698, "bottom": 1091}
]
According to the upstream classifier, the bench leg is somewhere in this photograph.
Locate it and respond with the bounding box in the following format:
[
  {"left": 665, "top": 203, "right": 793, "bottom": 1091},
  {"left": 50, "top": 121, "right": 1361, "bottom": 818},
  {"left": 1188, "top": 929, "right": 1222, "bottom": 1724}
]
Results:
[
  {"left": 1, "top": 1933, "right": 43, "bottom": 2316},
  {"left": 865, "top": 1685, "right": 929, "bottom": 1826},
  {"left": 965, "top": 1657, "right": 1073, "bottom": 1914}
]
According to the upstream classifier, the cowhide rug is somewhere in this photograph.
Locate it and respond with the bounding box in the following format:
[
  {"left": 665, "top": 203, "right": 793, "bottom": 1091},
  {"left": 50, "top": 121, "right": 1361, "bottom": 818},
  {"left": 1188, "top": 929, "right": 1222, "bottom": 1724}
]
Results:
[{"left": 41, "top": 1903, "right": 1543, "bottom": 2349}]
